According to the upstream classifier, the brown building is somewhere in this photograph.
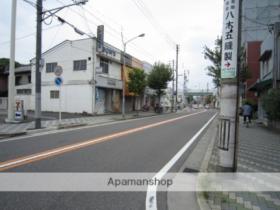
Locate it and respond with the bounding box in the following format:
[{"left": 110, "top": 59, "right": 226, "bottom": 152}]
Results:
[{"left": 244, "top": 41, "right": 261, "bottom": 104}]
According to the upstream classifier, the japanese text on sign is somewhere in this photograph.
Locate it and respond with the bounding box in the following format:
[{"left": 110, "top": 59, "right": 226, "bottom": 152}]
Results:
[{"left": 221, "top": 0, "right": 239, "bottom": 79}]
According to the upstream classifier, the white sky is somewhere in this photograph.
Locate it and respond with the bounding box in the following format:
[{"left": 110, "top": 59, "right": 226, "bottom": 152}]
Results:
[{"left": 0, "top": 0, "right": 223, "bottom": 90}]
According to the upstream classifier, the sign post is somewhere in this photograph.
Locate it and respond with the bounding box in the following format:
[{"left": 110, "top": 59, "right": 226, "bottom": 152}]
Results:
[
  {"left": 54, "top": 66, "right": 63, "bottom": 124},
  {"left": 218, "top": 0, "right": 241, "bottom": 172}
]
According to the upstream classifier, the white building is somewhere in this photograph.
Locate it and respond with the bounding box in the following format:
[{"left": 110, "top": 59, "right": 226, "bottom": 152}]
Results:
[{"left": 30, "top": 38, "right": 123, "bottom": 114}]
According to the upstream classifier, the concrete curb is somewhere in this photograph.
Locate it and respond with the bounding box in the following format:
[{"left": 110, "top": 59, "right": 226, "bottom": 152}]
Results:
[
  {"left": 196, "top": 118, "right": 219, "bottom": 210},
  {"left": 57, "top": 123, "right": 88, "bottom": 129},
  {"left": 0, "top": 131, "right": 27, "bottom": 139}
]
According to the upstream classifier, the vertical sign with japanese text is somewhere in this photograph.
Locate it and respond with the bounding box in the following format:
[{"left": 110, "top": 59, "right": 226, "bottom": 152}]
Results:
[{"left": 221, "top": 0, "right": 239, "bottom": 79}]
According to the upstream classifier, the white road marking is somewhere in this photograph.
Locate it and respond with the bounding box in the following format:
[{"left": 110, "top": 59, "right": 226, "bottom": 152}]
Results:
[
  {"left": 0, "top": 111, "right": 209, "bottom": 171},
  {"left": 145, "top": 113, "right": 218, "bottom": 210}
]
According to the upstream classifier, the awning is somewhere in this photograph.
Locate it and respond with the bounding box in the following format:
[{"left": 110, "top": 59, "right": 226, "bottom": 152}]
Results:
[
  {"left": 248, "top": 79, "right": 272, "bottom": 92},
  {"left": 259, "top": 50, "right": 272, "bottom": 62}
]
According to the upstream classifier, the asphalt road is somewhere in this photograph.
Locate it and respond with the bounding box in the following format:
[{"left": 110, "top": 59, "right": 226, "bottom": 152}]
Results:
[{"left": 0, "top": 109, "right": 216, "bottom": 210}]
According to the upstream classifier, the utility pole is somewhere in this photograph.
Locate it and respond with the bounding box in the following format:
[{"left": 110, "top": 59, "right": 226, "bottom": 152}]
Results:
[
  {"left": 218, "top": 0, "right": 241, "bottom": 172},
  {"left": 32, "top": 0, "right": 88, "bottom": 129},
  {"left": 121, "top": 33, "right": 145, "bottom": 119},
  {"left": 175, "top": 44, "right": 179, "bottom": 112},
  {"left": 171, "top": 60, "right": 175, "bottom": 112},
  {"left": 273, "top": 22, "right": 280, "bottom": 89},
  {"left": 6, "top": 0, "right": 17, "bottom": 123},
  {"left": 35, "top": 0, "right": 43, "bottom": 129}
]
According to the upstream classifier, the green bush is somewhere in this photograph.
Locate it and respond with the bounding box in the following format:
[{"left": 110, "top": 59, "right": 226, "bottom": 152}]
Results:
[{"left": 261, "top": 89, "right": 280, "bottom": 120}]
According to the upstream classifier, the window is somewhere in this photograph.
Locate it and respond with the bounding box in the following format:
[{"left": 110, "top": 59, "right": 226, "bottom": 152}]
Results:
[
  {"left": 50, "top": 90, "right": 59, "bottom": 99},
  {"left": 100, "top": 58, "right": 109, "bottom": 74},
  {"left": 17, "top": 89, "right": 31, "bottom": 95},
  {"left": 73, "top": 60, "right": 87, "bottom": 71},
  {"left": 46, "top": 62, "right": 57, "bottom": 73},
  {"left": 15, "top": 76, "right": 21, "bottom": 86}
]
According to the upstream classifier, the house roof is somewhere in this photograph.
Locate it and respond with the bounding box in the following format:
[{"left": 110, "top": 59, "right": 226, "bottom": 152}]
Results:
[
  {"left": 3, "top": 65, "right": 31, "bottom": 74},
  {"left": 248, "top": 79, "right": 272, "bottom": 92}
]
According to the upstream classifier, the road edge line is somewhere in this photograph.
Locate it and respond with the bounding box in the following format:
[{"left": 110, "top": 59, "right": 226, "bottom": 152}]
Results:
[{"left": 145, "top": 112, "right": 218, "bottom": 210}]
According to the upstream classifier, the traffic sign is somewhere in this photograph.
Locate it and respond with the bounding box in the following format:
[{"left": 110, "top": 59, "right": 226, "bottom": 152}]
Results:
[
  {"left": 55, "top": 77, "right": 63, "bottom": 86},
  {"left": 54, "top": 65, "right": 63, "bottom": 76}
]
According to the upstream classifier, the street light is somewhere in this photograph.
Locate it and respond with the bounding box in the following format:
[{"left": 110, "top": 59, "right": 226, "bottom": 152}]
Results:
[{"left": 121, "top": 33, "right": 145, "bottom": 119}]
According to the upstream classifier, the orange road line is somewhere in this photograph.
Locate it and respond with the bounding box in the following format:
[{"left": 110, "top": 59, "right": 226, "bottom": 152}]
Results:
[{"left": 0, "top": 111, "right": 206, "bottom": 171}]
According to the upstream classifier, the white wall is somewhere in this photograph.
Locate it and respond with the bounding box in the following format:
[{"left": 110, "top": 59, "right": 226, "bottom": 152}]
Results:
[
  {"left": 30, "top": 38, "right": 123, "bottom": 114},
  {"left": 41, "top": 84, "right": 93, "bottom": 113},
  {"left": 96, "top": 56, "right": 122, "bottom": 80},
  {"left": 31, "top": 39, "right": 95, "bottom": 113},
  {"left": 260, "top": 34, "right": 274, "bottom": 80},
  {"left": 41, "top": 39, "right": 94, "bottom": 83}
]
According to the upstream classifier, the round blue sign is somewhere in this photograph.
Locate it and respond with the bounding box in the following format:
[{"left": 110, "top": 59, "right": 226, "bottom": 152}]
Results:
[{"left": 55, "top": 77, "right": 63, "bottom": 86}]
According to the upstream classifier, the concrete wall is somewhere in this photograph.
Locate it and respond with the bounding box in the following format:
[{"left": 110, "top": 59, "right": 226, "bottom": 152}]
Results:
[{"left": 242, "top": 0, "right": 280, "bottom": 44}]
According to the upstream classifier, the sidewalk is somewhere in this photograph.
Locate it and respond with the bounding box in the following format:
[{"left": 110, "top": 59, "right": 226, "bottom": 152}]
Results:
[{"left": 198, "top": 120, "right": 280, "bottom": 210}]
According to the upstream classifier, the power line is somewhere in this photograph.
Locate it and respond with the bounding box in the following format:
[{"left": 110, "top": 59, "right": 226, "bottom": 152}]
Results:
[
  {"left": 55, "top": 0, "right": 156, "bottom": 60},
  {"left": 131, "top": 0, "right": 176, "bottom": 49},
  {"left": 0, "top": 24, "right": 62, "bottom": 46}
]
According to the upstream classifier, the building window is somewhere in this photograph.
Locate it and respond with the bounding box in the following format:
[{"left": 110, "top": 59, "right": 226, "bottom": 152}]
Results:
[
  {"left": 17, "top": 89, "right": 31, "bottom": 95},
  {"left": 46, "top": 62, "right": 57, "bottom": 73},
  {"left": 100, "top": 58, "right": 109, "bottom": 74},
  {"left": 15, "top": 76, "right": 21, "bottom": 86},
  {"left": 50, "top": 90, "right": 59, "bottom": 99},
  {"left": 73, "top": 59, "right": 87, "bottom": 71}
]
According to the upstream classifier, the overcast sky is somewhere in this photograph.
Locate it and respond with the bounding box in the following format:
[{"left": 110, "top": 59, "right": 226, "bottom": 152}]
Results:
[{"left": 0, "top": 0, "right": 223, "bottom": 90}]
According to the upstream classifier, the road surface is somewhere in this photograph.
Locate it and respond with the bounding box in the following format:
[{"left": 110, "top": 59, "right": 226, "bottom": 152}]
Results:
[{"left": 0, "top": 109, "right": 216, "bottom": 210}]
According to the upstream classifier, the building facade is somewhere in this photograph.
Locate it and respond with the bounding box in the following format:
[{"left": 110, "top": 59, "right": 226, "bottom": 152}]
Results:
[
  {"left": 30, "top": 38, "right": 123, "bottom": 114},
  {"left": 241, "top": 0, "right": 280, "bottom": 110}
]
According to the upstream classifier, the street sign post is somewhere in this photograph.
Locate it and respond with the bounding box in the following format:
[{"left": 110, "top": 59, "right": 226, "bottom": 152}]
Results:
[
  {"left": 54, "top": 65, "right": 63, "bottom": 77},
  {"left": 54, "top": 67, "right": 63, "bottom": 123},
  {"left": 55, "top": 77, "right": 63, "bottom": 86}
]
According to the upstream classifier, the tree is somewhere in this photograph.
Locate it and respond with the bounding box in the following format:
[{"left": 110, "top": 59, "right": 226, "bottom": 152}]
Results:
[
  {"left": 0, "top": 58, "right": 21, "bottom": 72},
  {"left": 147, "top": 62, "right": 172, "bottom": 103},
  {"left": 261, "top": 89, "right": 280, "bottom": 121},
  {"left": 203, "top": 37, "right": 222, "bottom": 88},
  {"left": 203, "top": 37, "right": 251, "bottom": 87},
  {"left": 128, "top": 68, "right": 147, "bottom": 112}
]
